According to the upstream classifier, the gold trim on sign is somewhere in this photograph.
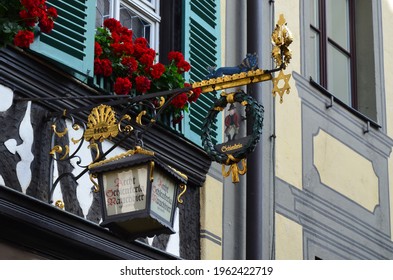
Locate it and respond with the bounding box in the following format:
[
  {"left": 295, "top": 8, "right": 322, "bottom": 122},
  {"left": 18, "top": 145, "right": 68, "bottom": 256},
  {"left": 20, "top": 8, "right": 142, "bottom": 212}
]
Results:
[
  {"left": 52, "top": 124, "right": 68, "bottom": 138},
  {"left": 90, "top": 173, "right": 100, "bottom": 193},
  {"left": 88, "top": 142, "right": 100, "bottom": 162},
  {"left": 59, "top": 145, "right": 69, "bottom": 160},
  {"left": 149, "top": 161, "right": 155, "bottom": 182},
  {"left": 222, "top": 158, "right": 247, "bottom": 183},
  {"left": 49, "top": 145, "right": 62, "bottom": 156},
  {"left": 192, "top": 69, "right": 272, "bottom": 93},
  {"left": 55, "top": 200, "right": 65, "bottom": 210},
  {"left": 177, "top": 184, "right": 187, "bottom": 204},
  {"left": 136, "top": 111, "right": 147, "bottom": 126},
  {"left": 88, "top": 146, "right": 155, "bottom": 169}
]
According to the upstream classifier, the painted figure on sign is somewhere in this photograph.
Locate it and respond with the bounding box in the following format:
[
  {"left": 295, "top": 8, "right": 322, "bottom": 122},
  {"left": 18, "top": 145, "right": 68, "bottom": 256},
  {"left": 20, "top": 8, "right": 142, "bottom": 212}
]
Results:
[{"left": 224, "top": 104, "right": 240, "bottom": 141}]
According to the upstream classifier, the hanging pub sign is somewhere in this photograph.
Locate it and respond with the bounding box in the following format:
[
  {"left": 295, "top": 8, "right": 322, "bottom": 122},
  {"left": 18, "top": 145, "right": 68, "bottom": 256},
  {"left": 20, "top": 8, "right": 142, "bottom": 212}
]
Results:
[
  {"left": 202, "top": 90, "right": 264, "bottom": 183},
  {"left": 89, "top": 146, "right": 187, "bottom": 238}
]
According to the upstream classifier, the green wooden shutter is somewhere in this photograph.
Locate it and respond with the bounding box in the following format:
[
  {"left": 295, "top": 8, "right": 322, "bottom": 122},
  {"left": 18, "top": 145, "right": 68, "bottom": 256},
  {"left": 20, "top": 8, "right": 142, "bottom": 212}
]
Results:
[
  {"left": 30, "top": 0, "right": 95, "bottom": 77},
  {"left": 183, "top": 0, "right": 222, "bottom": 146}
]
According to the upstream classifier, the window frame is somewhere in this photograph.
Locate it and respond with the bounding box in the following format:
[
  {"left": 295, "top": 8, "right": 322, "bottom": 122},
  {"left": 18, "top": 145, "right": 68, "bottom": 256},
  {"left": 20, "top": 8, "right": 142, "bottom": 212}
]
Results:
[
  {"left": 310, "top": 0, "right": 357, "bottom": 109},
  {"left": 96, "top": 0, "right": 160, "bottom": 52}
]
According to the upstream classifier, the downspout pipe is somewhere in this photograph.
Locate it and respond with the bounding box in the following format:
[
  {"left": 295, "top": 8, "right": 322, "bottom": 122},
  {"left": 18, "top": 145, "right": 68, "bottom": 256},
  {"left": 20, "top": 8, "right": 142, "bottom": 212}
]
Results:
[{"left": 246, "top": 0, "right": 274, "bottom": 260}]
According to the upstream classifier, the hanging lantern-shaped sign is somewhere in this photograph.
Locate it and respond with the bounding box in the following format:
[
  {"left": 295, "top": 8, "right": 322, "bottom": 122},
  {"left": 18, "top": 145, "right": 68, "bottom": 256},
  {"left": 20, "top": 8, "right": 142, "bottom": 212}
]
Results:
[{"left": 89, "top": 147, "right": 187, "bottom": 238}]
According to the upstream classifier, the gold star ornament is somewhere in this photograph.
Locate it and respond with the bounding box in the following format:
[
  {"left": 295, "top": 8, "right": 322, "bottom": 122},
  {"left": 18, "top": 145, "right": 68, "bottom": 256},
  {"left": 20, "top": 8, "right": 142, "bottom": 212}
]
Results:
[{"left": 272, "top": 69, "right": 291, "bottom": 103}]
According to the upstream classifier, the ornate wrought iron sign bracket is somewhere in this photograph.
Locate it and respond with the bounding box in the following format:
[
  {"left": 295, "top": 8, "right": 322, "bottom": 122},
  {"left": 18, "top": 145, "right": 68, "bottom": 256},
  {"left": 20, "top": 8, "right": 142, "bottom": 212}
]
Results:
[{"left": 45, "top": 14, "right": 292, "bottom": 204}]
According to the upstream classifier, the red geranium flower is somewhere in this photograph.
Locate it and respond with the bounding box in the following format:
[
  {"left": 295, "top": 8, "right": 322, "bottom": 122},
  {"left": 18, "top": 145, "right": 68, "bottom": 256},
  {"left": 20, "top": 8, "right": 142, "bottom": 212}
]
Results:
[
  {"left": 134, "top": 37, "right": 148, "bottom": 47},
  {"left": 177, "top": 60, "right": 191, "bottom": 73},
  {"left": 150, "top": 63, "right": 165, "bottom": 79},
  {"left": 111, "top": 32, "right": 120, "bottom": 43},
  {"left": 139, "top": 53, "right": 155, "bottom": 68},
  {"left": 122, "top": 42, "right": 134, "bottom": 55},
  {"left": 4, "top": 0, "right": 57, "bottom": 48},
  {"left": 121, "top": 57, "right": 138, "bottom": 73},
  {"left": 188, "top": 87, "right": 202, "bottom": 103},
  {"left": 103, "top": 18, "right": 122, "bottom": 33},
  {"left": 111, "top": 43, "right": 125, "bottom": 57},
  {"left": 19, "top": 10, "right": 36, "bottom": 27},
  {"left": 95, "top": 42, "right": 103, "bottom": 57},
  {"left": 114, "top": 77, "right": 132, "bottom": 95},
  {"left": 168, "top": 51, "right": 184, "bottom": 63},
  {"left": 47, "top": 7, "right": 58, "bottom": 19},
  {"left": 13, "top": 30, "right": 34, "bottom": 48},
  {"left": 171, "top": 92, "right": 188, "bottom": 109},
  {"left": 39, "top": 15, "right": 55, "bottom": 33},
  {"left": 101, "top": 59, "right": 113, "bottom": 77},
  {"left": 120, "top": 27, "right": 133, "bottom": 41},
  {"left": 133, "top": 44, "right": 148, "bottom": 59},
  {"left": 94, "top": 58, "right": 103, "bottom": 75},
  {"left": 135, "top": 76, "right": 151, "bottom": 93}
]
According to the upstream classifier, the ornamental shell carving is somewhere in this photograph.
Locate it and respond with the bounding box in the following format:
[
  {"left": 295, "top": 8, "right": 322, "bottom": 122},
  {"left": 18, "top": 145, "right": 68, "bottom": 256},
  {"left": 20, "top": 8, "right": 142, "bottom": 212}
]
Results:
[{"left": 84, "top": 104, "right": 119, "bottom": 142}]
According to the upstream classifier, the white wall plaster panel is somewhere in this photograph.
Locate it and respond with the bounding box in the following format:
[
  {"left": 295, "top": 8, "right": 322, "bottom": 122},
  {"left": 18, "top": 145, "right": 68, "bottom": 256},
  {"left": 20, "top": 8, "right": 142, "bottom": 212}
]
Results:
[
  {"left": 4, "top": 102, "right": 34, "bottom": 194},
  {"left": 0, "top": 85, "right": 13, "bottom": 112}
]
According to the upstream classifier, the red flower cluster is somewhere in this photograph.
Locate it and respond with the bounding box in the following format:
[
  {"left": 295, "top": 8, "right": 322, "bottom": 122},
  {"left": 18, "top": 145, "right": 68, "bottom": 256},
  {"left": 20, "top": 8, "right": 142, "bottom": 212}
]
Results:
[
  {"left": 114, "top": 77, "right": 132, "bottom": 95},
  {"left": 168, "top": 51, "right": 191, "bottom": 73},
  {"left": 13, "top": 0, "right": 57, "bottom": 48},
  {"left": 94, "top": 18, "right": 202, "bottom": 121},
  {"left": 135, "top": 76, "right": 151, "bottom": 93},
  {"left": 13, "top": 30, "right": 34, "bottom": 48},
  {"left": 171, "top": 92, "right": 189, "bottom": 109},
  {"left": 94, "top": 18, "right": 161, "bottom": 95},
  {"left": 185, "top": 83, "right": 202, "bottom": 103}
]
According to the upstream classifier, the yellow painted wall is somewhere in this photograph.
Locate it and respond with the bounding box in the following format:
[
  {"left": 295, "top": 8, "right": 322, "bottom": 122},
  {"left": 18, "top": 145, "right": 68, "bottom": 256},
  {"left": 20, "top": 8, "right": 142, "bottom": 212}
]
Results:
[
  {"left": 200, "top": 175, "right": 223, "bottom": 260},
  {"left": 314, "top": 130, "right": 379, "bottom": 212},
  {"left": 382, "top": 0, "right": 393, "bottom": 241},
  {"left": 275, "top": 213, "right": 303, "bottom": 259},
  {"left": 274, "top": 0, "right": 303, "bottom": 190},
  {"left": 274, "top": 0, "right": 304, "bottom": 261}
]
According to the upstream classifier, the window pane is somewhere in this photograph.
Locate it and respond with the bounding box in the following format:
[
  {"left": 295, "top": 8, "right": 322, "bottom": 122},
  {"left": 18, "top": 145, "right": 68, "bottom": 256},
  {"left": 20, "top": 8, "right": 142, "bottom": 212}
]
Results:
[
  {"left": 326, "top": 0, "right": 349, "bottom": 50},
  {"left": 310, "top": 29, "right": 320, "bottom": 83},
  {"left": 96, "top": 0, "right": 110, "bottom": 28},
  {"left": 327, "top": 43, "right": 351, "bottom": 105},
  {"left": 310, "top": 0, "right": 319, "bottom": 28},
  {"left": 120, "top": 5, "right": 152, "bottom": 44}
]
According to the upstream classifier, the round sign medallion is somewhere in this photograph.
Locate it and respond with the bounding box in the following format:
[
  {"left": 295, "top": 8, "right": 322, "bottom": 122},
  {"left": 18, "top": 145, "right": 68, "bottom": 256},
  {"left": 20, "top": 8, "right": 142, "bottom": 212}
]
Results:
[{"left": 202, "top": 90, "right": 264, "bottom": 165}]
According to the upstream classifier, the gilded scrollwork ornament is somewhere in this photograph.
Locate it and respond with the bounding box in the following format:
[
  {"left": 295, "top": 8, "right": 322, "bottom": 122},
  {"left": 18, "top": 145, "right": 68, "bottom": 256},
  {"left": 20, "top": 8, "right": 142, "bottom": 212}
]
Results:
[
  {"left": 271, "top": 14, "right": 293, "bottom": 69},
  {"left": 271, "top": 14, "right": 293, "bottom": 103}
]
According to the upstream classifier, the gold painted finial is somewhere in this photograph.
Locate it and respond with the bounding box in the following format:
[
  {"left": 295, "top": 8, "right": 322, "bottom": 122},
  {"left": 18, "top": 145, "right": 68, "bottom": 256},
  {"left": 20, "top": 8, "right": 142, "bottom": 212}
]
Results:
[
  {"left": 55, "top": 200, "right": 65, "bottom": 210},
  {"left": 271, "top": 14, "right": 293, "bottom": 103},
  {"left": 271, "top": 14, "right": 293, "bottom": 69}
]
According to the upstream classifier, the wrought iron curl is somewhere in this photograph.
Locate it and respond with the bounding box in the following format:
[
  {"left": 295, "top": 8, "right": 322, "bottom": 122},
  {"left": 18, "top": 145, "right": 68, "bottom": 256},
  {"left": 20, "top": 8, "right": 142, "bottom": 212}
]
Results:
[{"left": 50, "top": 115, "right": 88, "bottom": 164}]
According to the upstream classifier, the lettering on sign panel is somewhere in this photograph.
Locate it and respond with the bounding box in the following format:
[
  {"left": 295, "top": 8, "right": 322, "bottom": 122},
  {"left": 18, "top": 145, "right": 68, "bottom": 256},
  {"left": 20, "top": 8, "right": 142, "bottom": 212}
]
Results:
[
  {"left": 103, "top": 167, "right": 147, "bottom": 216},
  {"left": 150, "top": 169, "right": 175, "bottom": 223}
]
